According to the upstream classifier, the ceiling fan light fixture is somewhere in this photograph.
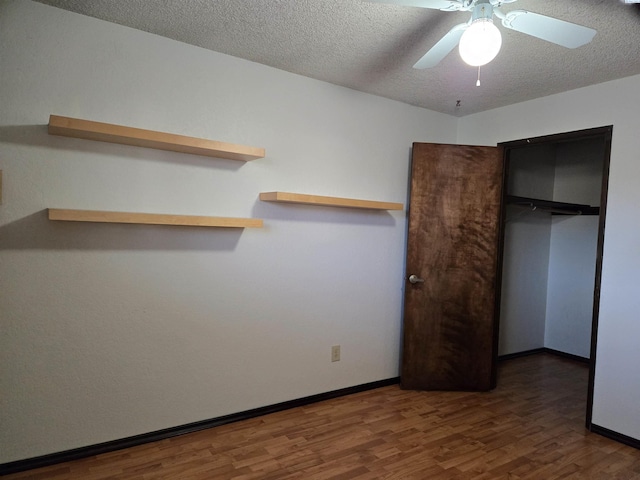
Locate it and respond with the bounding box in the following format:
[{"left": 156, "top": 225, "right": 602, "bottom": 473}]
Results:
[{"left": 459, "top": 18, "right": 502, "bottom": 67}]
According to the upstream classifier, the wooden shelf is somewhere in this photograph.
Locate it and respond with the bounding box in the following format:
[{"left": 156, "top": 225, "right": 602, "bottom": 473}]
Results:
[
  {"left": 506, "top": 195, "right": 600, "bottom": 216},
  {"left": 259, "top": 192, "right": 403, "bottom": 211},
  {"left": 48, "top": 209, "right": 263, "bottom": 228},
  {"left": 48, "top": 115, "right": 265, "bottom": 161}
]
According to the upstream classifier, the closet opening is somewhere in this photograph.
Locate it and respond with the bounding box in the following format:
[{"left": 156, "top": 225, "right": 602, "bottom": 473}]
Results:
[{"left": 495, "top": 126, "right": 612, "bottom": 429}]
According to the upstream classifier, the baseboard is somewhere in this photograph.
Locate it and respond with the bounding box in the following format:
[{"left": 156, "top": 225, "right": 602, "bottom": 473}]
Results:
[
  {"left": 0, "top": 377, "right": 400, "bottom": 476},
  {"left": 591, "top": 424, "right": 640, "bottom": 450},
  {"left": 499, "top": 347, "right": 589, "bottom": 364},
  {"left": 498, "top": 348, "right": 546, "bottom": 361},
  {"left": 543, "top": 347, "right": 590, "bottom": 364}
]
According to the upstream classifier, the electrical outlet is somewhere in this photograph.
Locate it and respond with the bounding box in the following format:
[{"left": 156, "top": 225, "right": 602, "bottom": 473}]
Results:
[{"left": 331, "top": 345, "right": 340, "bottom": 362}]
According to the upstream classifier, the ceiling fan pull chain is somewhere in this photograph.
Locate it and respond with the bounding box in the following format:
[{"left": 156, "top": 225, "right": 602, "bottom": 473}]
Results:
[{"left": 476, "top": 66, "right": 481, "bottom": 86}]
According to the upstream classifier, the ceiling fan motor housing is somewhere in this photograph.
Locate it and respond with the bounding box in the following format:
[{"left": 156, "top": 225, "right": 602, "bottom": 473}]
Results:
[{"left": 471, "top": 0, "right": 495, "bottom": 21}]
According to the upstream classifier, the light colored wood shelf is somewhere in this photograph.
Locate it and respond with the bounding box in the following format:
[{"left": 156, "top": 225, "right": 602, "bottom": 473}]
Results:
[
  {"left": 48, "top": 209, "right": 263, "bottom": 228},
  {"left": 48, "top": 115, "right": 265, "bottom": 161},
  {"left": 259, "top": 192, "right": 403, "bottom": 211}
]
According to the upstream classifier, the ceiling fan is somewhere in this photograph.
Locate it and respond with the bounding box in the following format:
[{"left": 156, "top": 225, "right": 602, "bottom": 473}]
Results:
[{"left": 366, "top": 0, "right": 597, "bottom": 69}]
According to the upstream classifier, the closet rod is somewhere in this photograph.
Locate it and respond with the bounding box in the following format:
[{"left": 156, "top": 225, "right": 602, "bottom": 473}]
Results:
[
  {"left": 522, "top": 203, "right": 583, "bottom": 215},
  {"left": 505, "top": 195, "right": 599, "bottom": 216}
]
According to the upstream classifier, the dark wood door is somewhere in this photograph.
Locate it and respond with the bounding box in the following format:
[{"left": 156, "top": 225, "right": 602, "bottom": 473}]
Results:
[{"left": 402, "top": 143, "right": 504, "bottom": 391}]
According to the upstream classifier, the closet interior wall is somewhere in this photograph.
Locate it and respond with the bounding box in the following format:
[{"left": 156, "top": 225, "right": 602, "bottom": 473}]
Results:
[{"left": 499, "top": 138, "right": 605, "bottom": 358}]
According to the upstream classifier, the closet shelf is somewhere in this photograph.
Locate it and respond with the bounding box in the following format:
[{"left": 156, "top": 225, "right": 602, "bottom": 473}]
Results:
[
  {"left": 48, "top": 115, "right": 265, "bottom": 161},
  {"left": 506, "top": 195, "right": 600, "bottom": 216},
  {"left": 48, "top": 209, "right": 263, "bottom": 228},
  {"left": 259, "top": 192, "right": 403, "bottom": 211}
]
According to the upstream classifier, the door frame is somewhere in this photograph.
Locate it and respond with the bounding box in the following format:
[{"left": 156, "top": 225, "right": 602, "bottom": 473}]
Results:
[{"left": 495, "top": 125, "right": 613, "bottom": 429}]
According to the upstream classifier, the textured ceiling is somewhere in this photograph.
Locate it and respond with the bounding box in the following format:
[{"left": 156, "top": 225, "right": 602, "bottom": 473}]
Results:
[{"left": 33, "top": 0, "right": 640, "bottom": 116}]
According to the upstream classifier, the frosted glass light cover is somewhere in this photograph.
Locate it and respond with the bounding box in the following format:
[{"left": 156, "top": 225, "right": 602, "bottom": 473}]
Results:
[{"left": 459, "top": 19, "right": 502, "bottom": 66}]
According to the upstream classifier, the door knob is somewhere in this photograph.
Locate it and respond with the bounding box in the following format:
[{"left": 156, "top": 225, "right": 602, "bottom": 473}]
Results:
[{"left": 408, "top": 274, "right": 424, "bottom": 284}]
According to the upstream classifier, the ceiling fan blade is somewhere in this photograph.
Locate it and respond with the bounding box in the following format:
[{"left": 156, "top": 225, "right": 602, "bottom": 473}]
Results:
[
  {"left": 501, "top": 10, "right": 596, "bottom": 48},
  {"left": 364, "top": 0, "right": 464, "bottom": 11},
  {"left": 413, "top": 23, "right": 467, "bottom": 69}
]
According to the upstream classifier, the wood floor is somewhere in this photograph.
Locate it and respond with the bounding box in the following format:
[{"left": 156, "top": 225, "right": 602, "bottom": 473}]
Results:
[{"left": 5, "top": 353, "right": 640, "bottom": 479}]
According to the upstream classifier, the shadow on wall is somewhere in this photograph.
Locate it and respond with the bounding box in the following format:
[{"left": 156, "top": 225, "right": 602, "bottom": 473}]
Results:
[
  {"left": 0, "top": 125, "right": 245, "bottom": 171},
  {"left": 0, "top": 210, "right": 245, "bottom": 251}
]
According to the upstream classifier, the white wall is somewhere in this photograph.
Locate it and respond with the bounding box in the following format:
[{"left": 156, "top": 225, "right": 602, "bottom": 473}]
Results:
[
  {"left": 459, "top": 74, "right": 640, "bottom": 441},
  {"left": 553, "top": 139, "right": 604, "bottom": 206},
  {"left": 499, "top": 213, "right": 550, "bottom": 355},
  {"left": 544, "top": 139, "right": 603, "bottom": 358},
  {"left": 0, "top": 0, "right": 458, "bottom": 463},
  {"left": 544, "top": 215, "right": 598, "bottom": 358},
  {"left": 499, "top": 145, "right": 554, "bottom": 355}
]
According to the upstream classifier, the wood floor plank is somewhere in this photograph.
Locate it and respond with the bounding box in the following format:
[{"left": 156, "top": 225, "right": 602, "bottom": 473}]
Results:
[{"left": 4, "top": 353, "right": 640, "bottom": 479}]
